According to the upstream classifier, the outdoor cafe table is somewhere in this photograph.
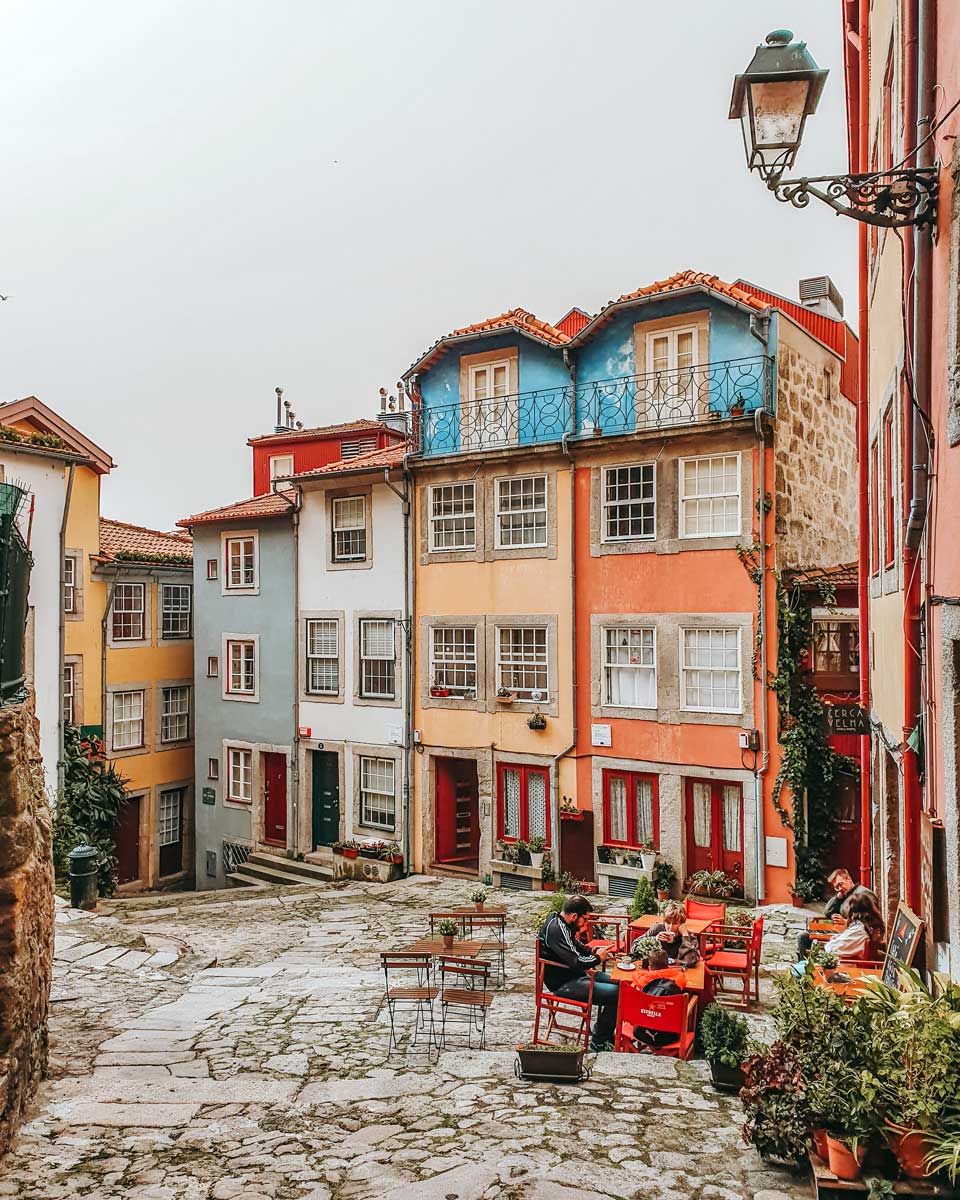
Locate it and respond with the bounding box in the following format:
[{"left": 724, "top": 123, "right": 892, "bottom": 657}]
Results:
[
  {"left": 812, "top": 963, "right": 883, "bottom": 1001},
  {"left": 399, "top": 937, "right": 484, "bottom": 958},
  {"left": 608, "top": 957, "right": 708, "bottom": 995}
]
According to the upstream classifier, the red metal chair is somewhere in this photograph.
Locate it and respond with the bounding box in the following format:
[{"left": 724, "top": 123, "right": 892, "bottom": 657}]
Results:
[
  {"left": 685, "top": 898, "right": 728, "bottom": 924},
  {"left": 582, "top": 914, "right": 629, "bottom": 957},
  {"left": 532, "top": 942, "right": 594, "bottom": 1049},
  {"left": 614, "top": 985, "right": 698, "bottom": 1058},
  {"left": 703, "top": 915, "right": 764, "bottom": 1009}
]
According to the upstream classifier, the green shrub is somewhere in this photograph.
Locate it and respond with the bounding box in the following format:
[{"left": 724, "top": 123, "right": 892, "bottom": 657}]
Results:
[
  {"left": 628, "top": 875, "right": 658, "bottom": 918},
  {"left": 53, "top": 728, "right": 129, "bottom": 897},
  {"left": 700, "top": 1003, "right": 750, "bottom": 1067}
]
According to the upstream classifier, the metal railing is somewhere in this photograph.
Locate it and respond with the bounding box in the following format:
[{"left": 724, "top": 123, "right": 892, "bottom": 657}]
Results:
[{"left": 411, "top": 356, "right": 773, "bottom": 456}]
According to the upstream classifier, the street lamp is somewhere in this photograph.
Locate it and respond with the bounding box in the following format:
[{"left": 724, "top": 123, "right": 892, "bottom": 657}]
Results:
[{"left": 730, "top": 30, "right": 938, "bottom": 228}]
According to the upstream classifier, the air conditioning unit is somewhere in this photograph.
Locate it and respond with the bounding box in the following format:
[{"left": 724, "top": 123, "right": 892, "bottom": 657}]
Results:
[{"left": 799, "top": 276, "right": 844, "bottom": 320}]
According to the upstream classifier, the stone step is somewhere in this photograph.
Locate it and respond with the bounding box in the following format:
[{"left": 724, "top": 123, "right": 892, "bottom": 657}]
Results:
[
  {"left": 233, "top": 859, "right": 327, "bottom": 888},
  {"left": 225, "top": 870, "right": 268, "bottom": 889},
  {"left": 246, "top": 852, "right": 333, "bottom": 883},
  {"left": 428, "top": 861, "right": 480, "bottom": 880}
]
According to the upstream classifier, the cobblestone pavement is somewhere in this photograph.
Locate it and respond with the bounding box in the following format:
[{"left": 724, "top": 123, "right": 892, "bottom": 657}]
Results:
[{"left": 0, "top": 878, "right": 815, "bottom": 1200}]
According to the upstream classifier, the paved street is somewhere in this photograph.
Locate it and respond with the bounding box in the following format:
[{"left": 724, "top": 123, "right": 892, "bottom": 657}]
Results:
[{"left": 2, "top": 880, "right": 810, "bottom": 1200}]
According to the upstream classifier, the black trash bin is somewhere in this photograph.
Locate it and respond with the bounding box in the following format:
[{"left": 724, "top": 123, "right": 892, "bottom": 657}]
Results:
[{"left": 68, "top": 844, "right": 99, "bottom": 910}]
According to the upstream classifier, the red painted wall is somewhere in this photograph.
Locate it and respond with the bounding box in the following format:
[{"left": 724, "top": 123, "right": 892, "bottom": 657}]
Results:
[{"left": 250, "top": 428, "right": 399, "bottom": 496}]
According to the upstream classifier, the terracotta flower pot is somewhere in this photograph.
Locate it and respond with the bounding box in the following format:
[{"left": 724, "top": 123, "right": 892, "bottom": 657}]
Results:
[
  {"left": 442, "top": 934, "right": 454, "bottom": 950},
  {"left": 342, "top": 848, "right": 359, "bottom": 859},
  {"left": 811, "top": 1128, "right": 829, "bottom": 1161},
  {"left": 826, "top": 1135, "right": 864, "bottom": 1181},
  {"left": 790, "top": 894, "right": 806, "bottom": 908},
  {"left": 886, "top": 1125, "right": 931, "bottom": 1179}
]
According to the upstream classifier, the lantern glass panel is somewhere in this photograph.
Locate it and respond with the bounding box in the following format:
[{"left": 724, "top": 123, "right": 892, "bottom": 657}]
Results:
[{"left": 749, "top": 79, "right": 809, "bottom": 149}]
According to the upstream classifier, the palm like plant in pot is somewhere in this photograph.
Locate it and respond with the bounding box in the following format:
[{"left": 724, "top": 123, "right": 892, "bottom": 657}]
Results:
[
  {"left": 699, "top": 1003, "right": 750, "bottom": 1091},
  {"left": 653, "top": 859, "right": 676, "bottom": 901}
]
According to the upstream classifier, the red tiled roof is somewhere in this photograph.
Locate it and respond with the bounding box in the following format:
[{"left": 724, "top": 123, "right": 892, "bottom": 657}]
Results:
[
  {"left": 787, "top": 562, "right": 859, "bottom": 588},
  {"left": 177, "top": 490, "right": 296, "bottom": 528},
  {"left": 99, "top": 518, "right": 192, "bottom": 561},
  {"left": 406, "top": 307, "right": 571, "bottom": 377},
  {"left": 248, "top": 419, "right": 403, "bottom": 447},
  {"left": 294, "top": 442, "right": 407, "bottom": 479},
  {"left": 555, "top": 308, "right": 592, "bottom": 338},
  {"left": 613, "top": 270, "right": 768, "bottom": 312}
]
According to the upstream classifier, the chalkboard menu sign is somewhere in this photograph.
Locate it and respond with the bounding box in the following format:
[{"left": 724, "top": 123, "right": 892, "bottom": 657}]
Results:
[{"left": 882, "top": 901, "right": 924, "bottom": 986}]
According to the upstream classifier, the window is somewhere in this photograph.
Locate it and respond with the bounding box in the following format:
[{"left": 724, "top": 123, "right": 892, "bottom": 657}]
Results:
[
  {"left": 603, "top": 627, "right": 656, "bottom": 708},
  {"left": 497, "top": 626, "right": 548, "bottom": 701},
  {"left": 63, "top": 556, "right": 77, "bottom": 614},
  {"left": 429, "top": 483, "right": 476, "bottom": 551},
  {"left": 112, "top": 583, "right": 145, "bottom": 640},
  {"left": 206, "top": 558, "right": 218, "bottom": 580},
  {"left": 470, "top": 360, "right": 509, "bottom": 406},
  {"left": 602, "top": 464, "right": 655, "bottom": 541},
  {"left": 225, "top": 536, "right": 256, "bottom": 589},
  {"left": 883, "top": 409, "right": 895, "bottom": 567},
  {"left": 269, "top": 454, "right": 294, "bottom": 483},
  {"left": 160, "top": 686, "right": 190, "bottom": 743},
  {"left": 359, "top": 756, "right": 396, "bottom": 830},
  {"left": 341, "top": 436, "right": 377, "bottom": 459},
  {"left": 679, "top": 454, "right": 740, "bottom": 537},
  {"left": 646, "top": 326, "right": 698, "bottom": 419},
  {"left": 465, "top": 360, "right": 515, "bottom": 447},
  {"left": 812, "top": 618, "right": 860, "bottom": 690},
  {"left": 496, "top": 475, "right": 547, "bottom": 548},
  {"left": 497, "top": 763, "right": 550, "bottom": 845},
  {"left": 208, "top": 757, "right": 219, "bottom": 780},
  {"left": 161, "top": 584, "right": 192, "bottom": 639},
  {"left": 63, "top": 663, "right": 75, "bottom": 726},
  {"left": 360, "top": 619, "right": 395, "bottom": 699},
  {"left": 227, "top": 747, "right": 253, "bottom": 803},
  {"left": 430, "top": 627, "right": 477, "bottom": 696},
  {"left": 112, "top": 689, "right": 145, "bottom": 750},
  {"left": 332, "top": 496, "right": 366, "bottom": 562},
  {"left": 680, "top": 628, "right": 742, "bottom": 713},
  {"left": 207, "top": 655, "right": 219, "bottom": 678},
  {"left": 158, "top": 788, "right": 184, "bottom": 877},
  {"left": 870, "top": 440, "right": 880, "bottom": 574},
  {"left": 226, "top": 639, "right": 257, "bottom": 696},
  {"left": 306, "top": 618, "right": 339, "bottom": 695},
  {"left": 603, "top": 770, "right": 659, "bottom": 847}
]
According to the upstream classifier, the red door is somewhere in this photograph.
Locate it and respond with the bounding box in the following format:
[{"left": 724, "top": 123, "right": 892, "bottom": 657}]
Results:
[
  {"left": 116, "top": 795, "right": 142, "bottom": 884},
  {"left": 263, "top": 753, "right": 287, "bottom": 847},
  {"left": 434, "top": 758, "right": 479, "bottom": 864},
  {"left": 685, "top": 779, "right": 744, "bottom": 887}
]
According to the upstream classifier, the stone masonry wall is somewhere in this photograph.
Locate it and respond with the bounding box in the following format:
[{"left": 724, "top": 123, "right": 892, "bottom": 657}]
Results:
[
  {"left": 774, "top": 328, "right": 858, "bottom": 571},
  {"left": 0, "top": 696, "right": 54, "bottom": 1155}
]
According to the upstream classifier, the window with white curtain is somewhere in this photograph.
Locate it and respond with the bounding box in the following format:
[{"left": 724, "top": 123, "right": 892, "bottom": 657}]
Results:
[
  {"left": 607, "top": 775, "right": 628, "bottom": 843},
  {"left": 722, "top": 784, "right": 742, "bottom": 852},
  {"left": 603, "top": 627, "right": 656, "bottom": 708},
  {"left": 680, "top": 627, "right": 741, "bottom": 713},
  {"left": 501, "top": 767, "right": 521, "bottom": 840},
  {"left": 692, "top": 781, "right": 712, "bottom": 848},
  {"left": 360, "top": 619, "right": 395, "bottom": 699},
  {"left": 498, "top": 763, "right": 550, "bottom": 844},
  {"left": 679, "top": 454, "right": 740, "bottom": 537},
  {"left": 604, "top": 770, "right": 657, "bottom": 846}
]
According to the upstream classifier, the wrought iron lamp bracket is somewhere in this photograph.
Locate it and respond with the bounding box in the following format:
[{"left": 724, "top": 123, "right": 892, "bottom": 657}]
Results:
[{"left": 764, "top": 166, "right": 939, "bottom": 229}]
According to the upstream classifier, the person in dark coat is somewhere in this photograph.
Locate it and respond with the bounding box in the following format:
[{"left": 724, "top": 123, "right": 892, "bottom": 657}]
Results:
[{"left": 538, "top": 895, "right": 620, "bottom": 1051}]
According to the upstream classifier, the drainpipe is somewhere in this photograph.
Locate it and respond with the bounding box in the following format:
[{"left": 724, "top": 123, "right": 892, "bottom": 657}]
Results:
[
  {"left": 383, "top": 465, "right": 413, "bottom": 873},
  {"left": 57, "top": 462, "right": 76, "bottom": 799},
  {"left": 291, "top": 487, "right": 302, "bottom": 859},
  {"left": 856, "top": 0, "right": 874, "bottom": 891},
  {"left": 753, "top": 410, "right": 768, "bottom": 904}
]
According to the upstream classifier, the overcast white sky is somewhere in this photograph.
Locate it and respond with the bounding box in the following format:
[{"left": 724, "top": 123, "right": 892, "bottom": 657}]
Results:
[{"left": 2, "top": 1, "right": 856, "bottom": 528}]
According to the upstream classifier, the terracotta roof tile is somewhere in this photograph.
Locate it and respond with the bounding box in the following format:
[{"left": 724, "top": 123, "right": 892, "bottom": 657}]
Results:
[
  {"left": 294, "top": 442, "right": 407, "bottom": 478},
  {"left": 405, "top": 307, "right": 570, "bottom": 377},
  {"left": 248, "top": 419, "right": 402, "bottom": 446},
  {"left": 787, "top": 562, "right": 859, "bottom": 588},
  {"left": 177, "top": 490, "right": 296, "bottom": 528},
  {"left": 613, "top": 270, "right": 769, "bottom": 311},
  {"left": 100, "top": 518, "right": 192, "bottom": 561}
]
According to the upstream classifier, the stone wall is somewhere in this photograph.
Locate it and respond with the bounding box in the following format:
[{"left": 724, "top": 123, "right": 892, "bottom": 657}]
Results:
[
  {"left": 774, "top": 325, "right": 858, "bottom": 571},
  {"left": 0, "top": 696, "right": 54, "bottom": 1155}
]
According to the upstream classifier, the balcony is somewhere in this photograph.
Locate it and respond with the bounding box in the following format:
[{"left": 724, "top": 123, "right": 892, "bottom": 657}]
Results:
[{"left": 412, "top": 355, "right": 773, "bottom": 456}]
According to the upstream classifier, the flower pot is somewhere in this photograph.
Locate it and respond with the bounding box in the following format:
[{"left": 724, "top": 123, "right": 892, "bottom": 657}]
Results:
[
  {"left": 613, "top": 854, "right": 626, "bottom": 866},
  {"left": 342, "top": 848, "right": 359, "bottom": 859},
  {"left": 430, "top": 687, "right": 450, "bottom": 697},
  {"left": 516, "top": 1045, "right": 586, "bottom": 1082},
  {"left": 543, "top": 881, "right": 557, "bottom": 892},
  {"left": 332, "top": 846, "right": 344, "bottom": 856},
  {"left": 708, "top": 1060, "right": 745, "bottom": 1093},
  {"left": 640, "top": 853, "right": 656, "bottom": 871},
  {"left": 826, "top": 1136, "right": 864, "bottom": 1181},
  {"left": 390, "top": 855, "right": 404, "bottom": 865},
  {"left": 442, "top": 934, "right": 454, "bottom": 950},
  {"left": 474, "top": 902, "right": 484, "bottom": 912},
  {"left": 529, "top": 852, "right": 544, "bottom": 870},
  {"left": 886, "top": 1125, "right": 931, "bottom": 1179},
  {"left": 790, "top": 893, "right": 806, "bottom": 908},
  {"left": 810, "top": 1128, "right": 829, "bottom": 1161}
]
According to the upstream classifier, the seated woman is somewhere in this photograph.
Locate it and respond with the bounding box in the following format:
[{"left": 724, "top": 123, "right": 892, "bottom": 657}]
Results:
[
  {"left": 644, "top": 900, "right": 701, "bottom": 966},
  {"left": 824, "top": 894, "right": 885, "bottom": 961}
]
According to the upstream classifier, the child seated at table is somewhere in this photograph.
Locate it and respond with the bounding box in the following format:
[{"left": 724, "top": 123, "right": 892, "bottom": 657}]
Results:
[{"left": 645, "top": 901, "right": 701, "bottom": 966}]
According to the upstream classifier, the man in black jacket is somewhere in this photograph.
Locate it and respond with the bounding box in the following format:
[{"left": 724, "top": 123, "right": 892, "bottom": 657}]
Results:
[{"left": 538, "top": 895, "right": 619, "bottom": 1051}]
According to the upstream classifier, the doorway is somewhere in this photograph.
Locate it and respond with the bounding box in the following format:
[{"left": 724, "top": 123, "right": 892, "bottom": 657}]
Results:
[
  {"left": 684, "top": 778, "right": 744, "bottom": 888},
  {"left": 262, "top": 752, "right": 288, "bottom": 848},
  {"left": 434, "top": 757, "right": 479, "bottom": 867},
  {"left": 311, "top": 750, "right": 340, "bottom": 848},
  {"left": 158, "top": 787, "right": 185, "bottom": 877},
  {"left": 116, "top": 795, "right": 142, "bottom": 885}
]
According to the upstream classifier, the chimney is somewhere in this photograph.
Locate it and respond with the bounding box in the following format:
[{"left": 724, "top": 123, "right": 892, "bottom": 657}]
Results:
[
  {"left": 378, "top": 383, "right": 410, "bottom": 435},
  {"left": 799, "top": 276, "right": 844, "bottom": 320}
]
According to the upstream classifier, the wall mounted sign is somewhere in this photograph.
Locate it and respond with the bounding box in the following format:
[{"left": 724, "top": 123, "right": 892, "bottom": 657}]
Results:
[
  {"left": 202, "top": 787, "right": 216, "bottom": 806},
  {"left": 823, "top": 703, "right": 871, "bottom": 735},
  {"left": 591, "top": 724, "right": 612, "bottom": 747}
]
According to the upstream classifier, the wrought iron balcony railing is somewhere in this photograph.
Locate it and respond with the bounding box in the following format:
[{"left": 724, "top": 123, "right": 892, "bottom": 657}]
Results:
[{"left": 411, "top": 355, "right": 773, "bottom": 456}]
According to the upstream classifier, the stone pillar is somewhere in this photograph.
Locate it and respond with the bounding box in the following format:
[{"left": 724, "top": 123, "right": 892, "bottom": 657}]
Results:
[{"left": 0, "top": 696, "right": 54, "bottom": 1155}]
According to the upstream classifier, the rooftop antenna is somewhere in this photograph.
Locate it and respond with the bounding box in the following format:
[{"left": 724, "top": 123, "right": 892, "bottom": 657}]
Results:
[{"left": 275, "top": 387, "right": 284, "bottom": 432}]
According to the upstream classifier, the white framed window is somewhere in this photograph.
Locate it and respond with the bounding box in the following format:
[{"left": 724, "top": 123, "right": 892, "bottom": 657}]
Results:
[
  {"left": 227, "top": 747, "right": 253, "bottom": 803},
  {"left": 226, "top": 639, "right": 257, "bottom": 698},
  {"left": 360, "top": 619, "right": 395, "bottom": 699},
  {"left": 496, "top": 475, "right": 547, "bottom": 548},
  {"left": 208, "top": 757, "right": 219, "bottom": 780},
  {"left": 341, "top": 436, "right": 377, "bottom": 459},
  {"left": 602, "top": 464, "right": 655, "bottom": 541},
  {"left": 646, "top": 325, "right": 698, "bottom": 375},
  {"left": 429, "top": 483, "right": 476, "bottom": 551},
  {"left": 161, "top": 584, "right": 192, "bottom": 639},
  {"left": 63, "top": 663, "right": 75, "bottom": 726},
  {"left": 680, "top": 627, "right": 742, "bottom": 713},
  {"left": 430, "top": 626, "right": 477, "bottom": 696},
  {"left": 160, "top": 685, "right": 190, "bottom": 743},
  {"left": 360, "top": 756, "right": 396, "bottom": 830},
  {"left": 465, "top": 359, "right": 515, "bottom": 448},
  {"left": 112, "top": 689, "right": 145, "bottom": 750},
  {"left": 603, "top": 627, "right": 656, "bottom": 708},
  {"left": 469, "top": 360, "right": 510, "bottom": 406},
  {"left": 225, "top": 535, "right": 257, "bottom": 590},
  {"left": 306, "top": 618, "right": 339, "bottom": 695},
  {"left": 332, "top": 496, "right": 366, "bottom": 562},
  {"left": 269, "top": 454, "right": 294, "bottom": 484},
  {"left": 206, "top": 558, "right": 218, "bottom": 580},
  {"left": 63, "top": 556, "right": 77, "bottom": 614},
  {"left": 679, "top": 454, "right": 741, "bottom": 537},
  {"left": 159, "top": 789, "right": 182, "bottom": 846},
  {"left": 112, "top": 583, "right": 145, "bottom": 641},
  {"left": 497, "top": 626, "right": 548, "bottom": 701},
  {"left": 207, "top": 655, "right": 219, "bottom": 678}
]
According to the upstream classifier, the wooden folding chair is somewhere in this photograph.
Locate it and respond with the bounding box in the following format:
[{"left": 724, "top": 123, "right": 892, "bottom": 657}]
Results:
[
  {"left": 614, "top": 986, "right": 698, "bottom": 1059},
  {"left": 532, "top": 942, "right": 593, "bottom": 1049},
  {"left": 438, "top": 955, "right": 492, "bottom": 1049},
  {"left": 469, "top": 912, "right": 507, "bottom": 986},
  {"left": 380, "top": 952, "right": 438, "bottom": 1056}
]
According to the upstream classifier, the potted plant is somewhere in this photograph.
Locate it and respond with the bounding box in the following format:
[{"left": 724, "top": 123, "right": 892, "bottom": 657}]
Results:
[
  {"left": 331, "top": 841, "right": 345, "bottom": 857},
  {"left": 700, "top": 1003, "right": 750, "bottom": 1091},
  {"left": 437, "top": 918, "right": 459, "bottom": 950},
  {"left": 653, "top": 859, "right": 676, "bottom": 901},
  {"left": 639, "top": 841, "right": 657, "bottom": 871},
  {"left": 612, "top": 846, "right": 626, "bottom": 867},
  {"left": 380, "top": 841, "right": 404, "bottom": 865},
  {"left": 498, "top": 840, "right": 518, "bottom": 864},
  {"left": 628, "top": 875, "right": 658, "bottom": 919},
  {"left": 730, "top": 393, "right": 746, "bottom": 417},
  {"left": 528, "top": 836, "right": 547, "bottom": 870},
  {"left": 686, "top": 868, "right": 742, "bottom": 899},
  {"left": 515, "top": 839, "right": 531, "bottom": 866},
  {"left": 469, "top": 886, "right": 487, "bottom": 912},
  {"left": 789, "top": 876, "right": 822, "bottom": 908},
  {"left": 740, "top": 1042, "right": 812, "bottom": 1168},
  {"left": 429, "top": 681, "right": 450, "bottom": 697},
  {"left": 495, "top": 687, "right": 514, "bottom": 704},
  {"left": 631, "top": 935, "right": 661, "bottom": 968},
  {"left": 516, "top": 1041, "right": 587, "bottom": 1083},
  {"left": 341, "top": 841, "right": 359, "bottom": 860},
  {"left": 626, "top": 850, "right": 640, "bottom": 869},
  {"left": 596, "top": 845, "right": 612, "bottom": 865},
  {"left": 527, "top": 712, "right": 547, "bottom": 730}
]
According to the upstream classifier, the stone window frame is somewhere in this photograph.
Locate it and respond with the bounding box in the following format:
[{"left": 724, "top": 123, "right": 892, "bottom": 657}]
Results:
[
  {"left": 485, "top": 467, "right": 558, "bottom": 561},
  {"left": 677, "top": 451, "right": 743, "bottom": 541},
  {"left": 64, "top": 548, "right": 84, "bottom": 622},
  {"left": 486, "top": 614, "right": 559, "bottom": 717},
  {"left": 107, "top": 577, "right": 152, "bottom": 648},
  {"left": 591, "top": 616, "right": 658, "bottom": 720},
  {"left": 63, "top": 654, "right": 83, "bottom": 727},
  {"left": 419, "top": 614, "right": 487, "bottom": 712},
  {"left": 106, "top": 680, "right": 151, "bottom": 758},
  {"left": 419, "top": 469, "right": 486, "bottom": 565},
  {"left": 221, "top": 530, "right": 260, "bottom": 597},
  {"left": 351, "top": 742, "right": 402, "bottom": 839},
  {"left": 326, "top": 485, "right": 373, "bottom": 572},
  {"left": 427, "top": 479, "right": 479, "bottom": 555},
  {"left": 300, "top": 609, "right": 345, "bottom": 704},
  {"left": 156, "top": 678, "right": 194, "bottom": 747},
  {"left": 221, "top": 633, "right": 260, "bottom": 704},
  {"left": 353, "top": 609, "right": 403, "bottom": 709}
]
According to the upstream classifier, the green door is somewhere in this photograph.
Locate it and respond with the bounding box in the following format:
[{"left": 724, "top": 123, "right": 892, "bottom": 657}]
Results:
[{"left": 312, "top": 751, "right": 340, "bottom": 847}]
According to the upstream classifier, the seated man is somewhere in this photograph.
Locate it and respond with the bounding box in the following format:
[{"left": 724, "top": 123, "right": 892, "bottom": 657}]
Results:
[
  {"left": 793, "top": 895, "right": 886, "bottom": 976},
  {"left": 796, "top": 867, "right": 882, "bottom": 960},
  {"left": 538, "top": 895, "right": 619, "bottom": 1052}
]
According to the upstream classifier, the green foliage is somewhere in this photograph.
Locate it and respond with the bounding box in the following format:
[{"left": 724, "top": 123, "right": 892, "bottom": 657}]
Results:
[
  {"left": 113, "top": 550, "right": 192, "bottom": 566},
  {"left": 437, "top": 918, "right": 459, "bottom": 937},
  {"left": 653, "top": 859, "right": 676, "bottom": 893},
  {"left": 807, "top": 942, "right": 838, "bottom": 971},
  {"left": 740, "top": 1042, "right": 811, "bottom": 1163},
  {"left": 0, "top": 423, "right": 68, "bottom": 450},
  {"left": 628, "top": 875, "right": 658, "bottom": 918},
  {"left": 865, "top": 1181, "right": 895, "bottom": 1200},
  {"left": 53, "top": 728, "right": 130, "bottom": 896},
  {"left": 686, "top": 869, "right": 741, "bottom": 898},
  {"left": 700, "top": 1003, "right": 750, "bottom": 1068},
  {"left": 631, "top": 935, "right": 661, "bottom": 962},
  {"left": 532, "top": 888, "right": 567, "bottom": 931},
  {"left": 527, "top": 835, "right": 547, "bottom": 854},
  {"left": 468, "top": 886, "right": 487, "bottom": 904}
]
